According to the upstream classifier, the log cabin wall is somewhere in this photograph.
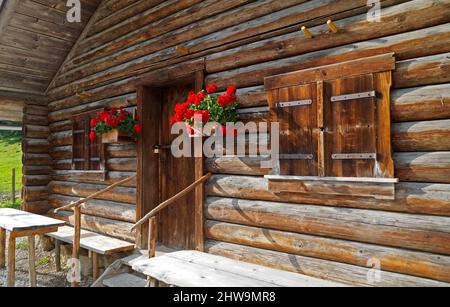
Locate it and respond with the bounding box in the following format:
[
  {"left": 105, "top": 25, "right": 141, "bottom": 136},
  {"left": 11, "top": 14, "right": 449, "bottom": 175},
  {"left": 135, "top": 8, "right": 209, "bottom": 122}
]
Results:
[
  {"left": 44, "top": 0, "right": 450, "bottom": 286},
  {"left": 22, "top": 98, "right": 51, "bottom": 215}
]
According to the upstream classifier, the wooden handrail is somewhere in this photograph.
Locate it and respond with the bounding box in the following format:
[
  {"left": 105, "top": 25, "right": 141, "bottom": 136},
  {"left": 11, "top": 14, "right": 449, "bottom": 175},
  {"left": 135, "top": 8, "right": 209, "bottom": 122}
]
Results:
[
  {"left": 131, "top": 172, "right": 212, "bottom": 232},
  {"left": 55, "top": 175, "right": 137, "bottom": 213}
]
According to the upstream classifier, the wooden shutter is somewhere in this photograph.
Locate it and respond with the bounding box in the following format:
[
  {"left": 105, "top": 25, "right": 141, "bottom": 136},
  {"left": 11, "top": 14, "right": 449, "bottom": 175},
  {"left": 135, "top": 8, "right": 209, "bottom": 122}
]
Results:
[
  {"left": 72, "top": 116, "right": 87, "bottom": 170},
  {"left": 72, "top": 111, "right": 104, "bottom": 171},
  {"left": 265, "top": 53, "right": 395, "bottom": 179},
  {"left": 268, "top": 83, "right": 319, "bottom": 176},
  {"left": 323, "top": 74, "right": 377, "bottom": 177}
]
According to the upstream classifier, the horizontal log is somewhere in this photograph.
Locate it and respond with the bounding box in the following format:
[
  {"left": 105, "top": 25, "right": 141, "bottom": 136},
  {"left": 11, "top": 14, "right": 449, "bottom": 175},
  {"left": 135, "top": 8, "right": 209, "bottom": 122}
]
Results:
[
  {"left": 23, "top": 125, "right": 49, "bottom": 138},
  {"left": 22, "top": 165, "right": 53, "bottom": 175},
  {"left": 49, "top": 120, "right": 73, "bottom": 133},
  {"left": 205, "top": 221, "right": 450, "bottom": 283},
  {"left": 394, "top": 52, "right": 450, "bottom": 88},
  {"left": 22, "top": 139, "right": 51, "bottom": 154},
  {"left": 205, "top": 241, "right": 449, "bottom": 287},
  {"left": 24, "top": 105, "right": 48, "bottom": 116},
  {"left": 49, "top": 94, "right": 136, "bottom": 122},
  {"left": 205, "top": 156, "right": 271, "bottom": 176},
  {"left": 23, "top": 114, "right": 48, "bottom": 126},
  {"left": 206, "top": 175, "right": 450, "bottom": 216},
  {"left": 23, "top": 200, "right": 51, "bottom": 215},
  {"left": 107, "top": 144, "right": 137, "bottom": 158},
  {"left": 52, "top": 170, "right": 136, "bottom": 187},
  {"left": 48, "top": 181, "right": 136, "bottom": 204},
  {"left": 49, "top": 131, "right": 72, "bottom": 146},
  {"left": 392, "top": 84, "right": 450, "bottom": 122},
  {"left": 205, "top": 152, "right": 450, "bottom": 183},
  {"left": 206, "top": 0, "right": 434, "bottom": 73},
  {"left": 49, "top": 146, "right": 72, "bottom": 160},
  {"left": 107, "top": 158, "right": 137, "bottom": 172},
  {"left": 23, "top": 186, "right": 48, "bottom": 202},
  {"left": 51, "top": 0, "right": 409, "bottom": 99},
  {"left": 206, "top": 23, "right": 450, "bottom": 90},
  {"left": 23, "top": 153, "right": 53, "bottom": 166},
  {"left": 49, "top": 194, "right": 135, "bottom": 223},
  {"left": 22, "top": 175, "right": 51, "bottom": 187},
  {"left": 393, "top": 120, "right": 450, "bottom": 151},
  {"left": 205, "top": 197, "right": 450, "bottom": 255},
  {"left": 48, "top": 210, "right": 135, "bottom": 242},
  {"left": 394, "top": 152, "right": 450, "bottom": 183}
]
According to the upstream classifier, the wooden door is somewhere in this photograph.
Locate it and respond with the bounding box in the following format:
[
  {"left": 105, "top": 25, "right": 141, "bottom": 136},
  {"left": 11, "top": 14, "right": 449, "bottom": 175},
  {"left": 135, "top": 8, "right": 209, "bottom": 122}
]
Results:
[{"left": 158, "top": 82, "right": 196, "bottom": 249}]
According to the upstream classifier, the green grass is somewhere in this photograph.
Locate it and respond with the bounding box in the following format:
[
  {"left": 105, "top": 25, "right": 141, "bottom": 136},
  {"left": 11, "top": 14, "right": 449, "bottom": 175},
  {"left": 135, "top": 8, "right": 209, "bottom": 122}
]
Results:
[
  {"left": 38, "top": 256, "right": 51, "bottom": 267},
  {"left": 0, "top": 130, "right": 22, "bottom": 194},
  {"left": 17, "top": 239, "right": 28, "bottom": 251},
  {"left": 0, "top": 199, "right": 22, "bottom": 209}
]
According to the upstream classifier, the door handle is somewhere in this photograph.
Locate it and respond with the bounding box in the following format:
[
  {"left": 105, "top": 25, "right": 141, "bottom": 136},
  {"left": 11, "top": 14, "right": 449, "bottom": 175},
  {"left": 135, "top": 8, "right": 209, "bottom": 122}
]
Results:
[{"left": 154, "top": 145, "right": 171, "bottom": 154}]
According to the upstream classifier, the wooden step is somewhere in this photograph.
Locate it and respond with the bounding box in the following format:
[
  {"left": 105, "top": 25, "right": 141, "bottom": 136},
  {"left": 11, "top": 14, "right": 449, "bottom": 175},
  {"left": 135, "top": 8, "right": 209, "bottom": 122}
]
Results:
[
  {"left": 132, "top": 250, "right": 349, "bottom": 287},
  {"left": 47, "top": 226, "right": 135, "bottom": 255},
  {"left": 103, "top": 273, "right": 147, "bottom": 288}
]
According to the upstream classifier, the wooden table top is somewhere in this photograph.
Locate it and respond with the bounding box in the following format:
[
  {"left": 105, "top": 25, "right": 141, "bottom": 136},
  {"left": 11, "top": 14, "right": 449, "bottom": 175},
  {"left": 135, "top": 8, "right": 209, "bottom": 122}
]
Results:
[{"left": 0, "top": 208, "right": 66, "bottom": 232}]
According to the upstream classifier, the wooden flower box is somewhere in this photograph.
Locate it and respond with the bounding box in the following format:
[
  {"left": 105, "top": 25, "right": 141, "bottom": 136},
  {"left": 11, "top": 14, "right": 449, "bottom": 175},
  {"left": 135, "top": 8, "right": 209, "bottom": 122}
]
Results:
[{"left": 101, "top": 130, "right": 134, "bottom": 144}]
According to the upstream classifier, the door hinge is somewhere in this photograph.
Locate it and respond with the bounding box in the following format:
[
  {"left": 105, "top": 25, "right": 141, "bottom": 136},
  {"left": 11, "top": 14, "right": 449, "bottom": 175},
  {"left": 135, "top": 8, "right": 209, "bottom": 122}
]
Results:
[
  {"left": 277, "top": 99, "right": 312, "bottom": 108},
  {"left": 279, "top": 154, "right": 314, "bottom": 160},
  {"left": 331, "top": 91, "right": 376, "bottom": 102},
  {"left": 332, "top": 153, "right": 376, "bottom": 160}
]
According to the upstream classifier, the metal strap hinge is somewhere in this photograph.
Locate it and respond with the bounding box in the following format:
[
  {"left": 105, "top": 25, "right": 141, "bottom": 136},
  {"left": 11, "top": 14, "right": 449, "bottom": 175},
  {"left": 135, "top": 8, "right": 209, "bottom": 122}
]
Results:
[
  {"left": 331, "top": 91, "right": 376, "bottom": 102},
  {"left": 332, "top": 153, "right": 377, "bottom": 160},
  {"left": 277, "top": 99, "right": 312, "bottom": 108},
  {"left": 280, "top": 154, "right": 314, "bottom": 160}
]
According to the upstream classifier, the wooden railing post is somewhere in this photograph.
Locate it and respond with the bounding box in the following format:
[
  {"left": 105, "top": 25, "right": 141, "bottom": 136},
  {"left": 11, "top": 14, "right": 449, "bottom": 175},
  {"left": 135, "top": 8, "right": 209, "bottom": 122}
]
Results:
[
  {"left": 148, "top": 217, "right": 156, "bottom": 258},
  {"left": 72, "top": 206, "right": 81, "bottom": 287}
]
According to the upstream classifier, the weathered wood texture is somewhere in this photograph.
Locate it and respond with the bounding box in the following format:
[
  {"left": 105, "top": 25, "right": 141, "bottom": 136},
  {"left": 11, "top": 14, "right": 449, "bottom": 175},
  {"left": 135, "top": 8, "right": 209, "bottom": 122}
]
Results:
[
  {"left": 22, "top": 101, "right": 51, "bottom": 214},
  {"left": 0, "top": 0, "right": 101, "bottom": 95},
  {"left": 40, "top": 0, "right": 450, "bottom": 285}
]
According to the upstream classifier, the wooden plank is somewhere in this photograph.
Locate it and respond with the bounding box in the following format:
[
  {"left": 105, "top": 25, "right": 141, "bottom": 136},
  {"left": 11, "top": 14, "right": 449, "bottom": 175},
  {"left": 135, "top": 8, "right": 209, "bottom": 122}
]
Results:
[
  {"left": 132, "top": 251, "right": 346, "bottom": 287},
  {"left": 47, "top": 226, "right": 135, "bottom": 255},
  {"left": 0, "top": 208, "right": 65, "bottom": 232}
]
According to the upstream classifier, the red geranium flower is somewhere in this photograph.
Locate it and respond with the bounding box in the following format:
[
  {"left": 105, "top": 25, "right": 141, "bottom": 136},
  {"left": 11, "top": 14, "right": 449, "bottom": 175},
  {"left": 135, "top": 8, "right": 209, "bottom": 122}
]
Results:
[
  {"left": 134, "top": 124, "right": 143, "bottom": 134},
  {"left": 194, "top": 91, "right": 206, "bottom": 105},
  {"left": 226, "top": 85, "right": 236, "bottom": 94},
  {"left": 90, "top": 118, "right": 99, "bottom": 128},
  {"left": 89, "top": 131, "right": 96, "bottom": 141},
  {"left": 194, "top": 110, "right": 210, "bottom": 123},
  {"left": 98, "top": 111, "right": 109, "bottom": 121},
  {"left": 206, "top": 83, "right": 218, "bottom": 94}
]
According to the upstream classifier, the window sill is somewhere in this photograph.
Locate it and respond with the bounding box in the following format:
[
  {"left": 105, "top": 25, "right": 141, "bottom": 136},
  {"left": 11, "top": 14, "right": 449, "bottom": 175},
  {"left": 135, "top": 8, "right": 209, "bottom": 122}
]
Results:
[{"left": 264, "top": 175, "right": 399, "bottom": 200}]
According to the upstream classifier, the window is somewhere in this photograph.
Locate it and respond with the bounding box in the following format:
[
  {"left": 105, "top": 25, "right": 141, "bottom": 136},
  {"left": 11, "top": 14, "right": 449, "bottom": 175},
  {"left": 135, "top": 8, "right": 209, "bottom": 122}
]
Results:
[
  {"left": 265, "top": 54, "right": 398, "bottom": 200},
  {"left": 72, "top": 110, "right": 105, "bottom": 172}
]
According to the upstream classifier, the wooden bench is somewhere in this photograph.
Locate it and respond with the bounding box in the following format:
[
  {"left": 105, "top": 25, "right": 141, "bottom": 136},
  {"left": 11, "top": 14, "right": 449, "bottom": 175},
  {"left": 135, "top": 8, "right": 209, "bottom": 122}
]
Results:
[
  {"left": 131, "top": 250, "right": 348, "bottom": 287},
  {"left": 47, "top": 226, "right": 135, "bottom": 280}
]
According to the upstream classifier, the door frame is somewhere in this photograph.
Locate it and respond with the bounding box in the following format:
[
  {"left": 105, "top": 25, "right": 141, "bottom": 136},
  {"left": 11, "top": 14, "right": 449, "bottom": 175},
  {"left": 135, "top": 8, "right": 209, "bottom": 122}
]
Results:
[{"left": 135, "top": 59, "right": 205, "bottom": 249}]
